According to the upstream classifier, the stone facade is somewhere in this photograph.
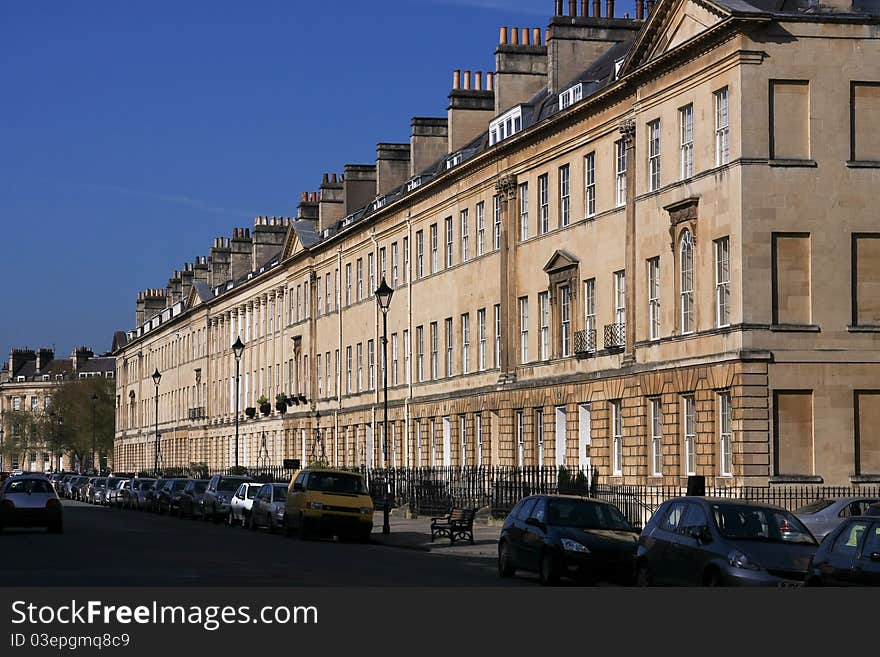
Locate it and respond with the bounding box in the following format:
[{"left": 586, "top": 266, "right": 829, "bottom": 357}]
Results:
[{"left": 114, "top": 0, "right": 880, "bottom": 486}]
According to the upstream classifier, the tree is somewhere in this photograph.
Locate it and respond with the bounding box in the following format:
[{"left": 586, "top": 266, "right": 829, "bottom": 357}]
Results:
[
  {"left": 1, "top": 409, "right": 48, "bottom": 469},
  {"left": 49, "top": 377, "right": 115, "bottom": 472}
]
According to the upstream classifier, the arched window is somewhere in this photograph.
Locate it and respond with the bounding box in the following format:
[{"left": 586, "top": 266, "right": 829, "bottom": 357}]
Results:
[{"left": 680, "top": 230, "right": 694, "bottom": 334}]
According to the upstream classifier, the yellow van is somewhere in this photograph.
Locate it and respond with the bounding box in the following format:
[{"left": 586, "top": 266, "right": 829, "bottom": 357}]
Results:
[{"left": 284, "top": 468, "right": 373, "bottom": 541}]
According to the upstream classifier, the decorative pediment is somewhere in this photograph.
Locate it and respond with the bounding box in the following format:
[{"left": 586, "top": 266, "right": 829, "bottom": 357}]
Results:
[
  {"left": 281, "top": 225, "right": 304, "bottom": 261},
  {"left": 543, "top": 249, "right": 580, "bottom": 274},
  {"left": 664, "top": 196, "right": 700, "bottom": 251},
  {"left": 619, "top": 0, "right": 732, "bottom": 77}
]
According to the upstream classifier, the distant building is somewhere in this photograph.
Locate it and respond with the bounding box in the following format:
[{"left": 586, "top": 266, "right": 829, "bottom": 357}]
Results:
[{"left": 0, "top": 346, "right": 114, "bottom": 471}]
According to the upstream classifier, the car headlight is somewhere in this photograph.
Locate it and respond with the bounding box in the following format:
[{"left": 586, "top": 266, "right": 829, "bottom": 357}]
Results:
[
  {"left": 309, "top": 502, "right": 324, "bottom": 510},
  {"left": 561, "top": 538, "right": 591, "bottom": 554},
  {"left": 360, "top": 507, "right": 372, "bottom": 515},
  {"left": 728, "top": 550, "right": 761, "bottom": 571}
]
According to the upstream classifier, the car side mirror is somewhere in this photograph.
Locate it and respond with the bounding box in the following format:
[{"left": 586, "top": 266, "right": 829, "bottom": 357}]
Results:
[
  {"left": 870, "top": 552, "right": 880, "bottom": 563},
  {"left": 525, "top": 517, "right": 546, "bottom": 531}
]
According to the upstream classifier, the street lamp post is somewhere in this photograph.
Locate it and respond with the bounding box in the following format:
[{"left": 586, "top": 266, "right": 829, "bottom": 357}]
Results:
[
  {"left": 90, "top": 393, "right": 98, "bottom": 474},
  {"left": 375, "top": 276, "right": 394, "bottom": 535},
  {"left": 232, "top": 337, "right": 245, "bottom": 469},
  {"left": 0, "top": 426, "right": 4, "bottom": 472},
  {"left": 151, "top": 369, "right": 161, "bottom": 475}
]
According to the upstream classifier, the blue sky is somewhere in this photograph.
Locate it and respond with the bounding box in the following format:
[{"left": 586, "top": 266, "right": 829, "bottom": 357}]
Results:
[{"left": 0, "top": 0, "right": 639, "bottom": 359}]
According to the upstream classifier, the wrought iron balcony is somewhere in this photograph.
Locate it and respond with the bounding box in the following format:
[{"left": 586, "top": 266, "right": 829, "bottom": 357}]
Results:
[
  {"left": 603, "top": 323, "right": 626, "bottom": 350},
  {"left": 188, "top": 407, "right": 206, "bottom": 421},
  {"left": 573, "top": 329, "right": 596, "bottom": 356}
]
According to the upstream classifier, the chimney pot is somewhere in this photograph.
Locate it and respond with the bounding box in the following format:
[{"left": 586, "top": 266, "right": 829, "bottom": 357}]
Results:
[
  {"left": 593, "top": 0, "right": 601, "bottom": 17},
  {"left": 647, "top": 0, "right": 655, "bottom": 13},
  {"left": 510, "top": 27, "right": 519, "bottom": 45},
  {"left": 545, "top": 28, "right": 550, "bottom": 44},
  {"left": 463, "top": 70, "right": 471, "bottom": 90},
  {"left": 486, "top": 71, "right": 495, "bottom": 91},
  {"left": 555, "top": 0, "right": 563, "bottom": 15},
  {"left": 474, "top": 70, "right": 483, "bottom": 90},
  {"left": 581, "top": 0, "right": 588, "bottom": 16},
  {"left": 606, "top": 0, "right": 614, "bottom": 18},
  {"left": 499, "top": 26, "right": 508, "bottom": 45},
  {"left": 322, "top": 173, "right": 329, "bottom": 184},
  {"left": 532, "top": 27, "right": 541, "bottom": 45},
  {"left": 521, "top": 28, "right": 529, "bottom": 45},
  {"left": 636, "top": 0, "right": 644, "bottom": 19},
  {"left": 569, "top": 0, "right": 577, "bottom": 16},
  {"left": 453, "top": 69, "right": 461, "bottom": 89},
  {"left": 330, "top": 173, "right": 337, "bottom": 184}
]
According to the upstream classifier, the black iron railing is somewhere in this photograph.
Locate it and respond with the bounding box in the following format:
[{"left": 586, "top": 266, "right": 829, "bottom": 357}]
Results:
[
  {"left": 573, "top": 329, "right": 597, "bottom": 355},
  {"left": 188, "top": 407, "right": 206, "bottom": 421},
  {"left": 603, "top": 323, "right": 626, "bottom": 350}
]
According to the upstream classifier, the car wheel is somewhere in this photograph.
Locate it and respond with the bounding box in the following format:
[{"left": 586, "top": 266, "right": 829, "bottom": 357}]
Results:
[
  {"left": 703, "top": 568, "right": 723, "bottom": 587},
  {"left": 498, "top": 542, "right": 516, "bottom": 578},
  {"left": 635, "top": 562, "right": 653, "bottom": 587},
  {"left": 539, "top": 552, "right": 559, "bottom": 586}
]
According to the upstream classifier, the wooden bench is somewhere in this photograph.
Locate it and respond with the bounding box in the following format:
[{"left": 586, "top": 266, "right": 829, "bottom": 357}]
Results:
[{"left": 430, "top": 507, "right": 476, "bottom": 545}]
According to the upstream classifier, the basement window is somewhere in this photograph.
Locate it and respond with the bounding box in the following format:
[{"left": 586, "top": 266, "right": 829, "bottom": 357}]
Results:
[
  {"left": 558, "top": 84, "right": 583, "bottom": 110},
  {"left": 489, "top": 106, "right": 523, "bottom": 146}
]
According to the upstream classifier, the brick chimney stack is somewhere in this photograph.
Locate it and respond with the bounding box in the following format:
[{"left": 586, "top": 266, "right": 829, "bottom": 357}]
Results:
[
  {"left": 193, "top": 255, "right": 209, "bottom": 287},
  {"left": 343, "top": 164, "right": 377, "bottom": 215},
  {"left": 180, "top": 262, "right": 195, "bottom": 301},
  {"left": 318, "top": 174, "right": 344, "bottom": 233},
  {"left": 166, "top": 270, "right": 183, "bottom": 305},
  {"left": 448, "top": 70, "right": 495, "bottom": 153},
  {"left": 209, "top": 237, "right": 231, "bottom": 288},
  {"left": 230, "top": 227, "right": 252, "bottom": 281},
  {"left": 410, "top": 117, "right": 448, "bottom": 177},
  {"left": 494, "top": 24, "right": 548, "bottom": 115},
  {"left": 35, "top": 348, "right": 54, "bottom": 372},
  {"left": 376, "top": 144, "right": 411, "bottom": 196},
  {"left": 252, "top": 216, "right": 290, "bottom": 269}
]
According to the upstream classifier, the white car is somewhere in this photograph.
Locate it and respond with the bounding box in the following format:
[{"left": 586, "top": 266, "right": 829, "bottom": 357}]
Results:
[
  {"left": 227, "top": 482, "right": 263, "bottom": 527},
  {"left": 0, "top": 475, "right": 63, "bottom": 533}
]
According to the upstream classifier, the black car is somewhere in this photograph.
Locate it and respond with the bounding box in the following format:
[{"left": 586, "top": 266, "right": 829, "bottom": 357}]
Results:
[
  {"left": 144, "top": 478, "right": 167, "bottom": 512},
  {"left": 806, "top": 516, "right": 880, "bottom": 586},
  {"left": 156, "top": 478, "right": 190, "bottom": 515},
  {"left": 498, "top": 495, "right": 639, "bottom": 586},
  {"left": 178, "top": 480, "right": 209, "bottom": 519},
  {"left": 635, "top": 497, "right": 818, "bottom": 586},
  {"left": 201, "top": 475, "right": 252, "bottom": 522}
]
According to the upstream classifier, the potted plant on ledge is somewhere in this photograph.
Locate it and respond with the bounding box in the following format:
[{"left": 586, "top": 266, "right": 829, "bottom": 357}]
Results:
[
  {"left": 258, "top": 395, "right": 271, "bottom": 416},
  {"left": 275, "top": 393, "right": 288, "bottom": 414},
  {"left": 245, "top": 406, "right": 256, "bottom": 419}
]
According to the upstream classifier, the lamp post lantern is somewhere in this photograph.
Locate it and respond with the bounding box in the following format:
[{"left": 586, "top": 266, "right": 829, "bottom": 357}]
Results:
[
  {"left": 375, "top": 276, "right": 394, "bottom": 534},
  {"left": 151, "top": 369, "right": 161, "bottom": 475},
  {"left": 232, "top": 337, "right": 245, "bottom": 469},
  {"left": 90, "top": 393, "right": 99, "bottom": 474}
]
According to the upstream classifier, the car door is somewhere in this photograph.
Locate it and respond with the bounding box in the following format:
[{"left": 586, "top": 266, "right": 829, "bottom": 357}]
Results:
[
  {"left": 649, "top": 501, "right": 687, "bottom": 585},
  {"left": 508, "top": 498, "right": 538, "bottom": 569},
  {"left": 674, "top": 502, "right": 713, "bottom": 585},
  {"left": 820, "top": 520, "right": 870, "bottom": 585},
  {"left": 256, "top": 485, "right": 270, "bottom": 525},
  {"left": 288, "top": 472, "right": 307, "bottom": 525},
  {"left": 520, "top": 497, "right": 548, "bottom": 571},
  {"left": 854, "top": 521, "right": 880, "bottom": 586},
  {"left": 231, "top": 484, "right": 245, "bottom": 521}
]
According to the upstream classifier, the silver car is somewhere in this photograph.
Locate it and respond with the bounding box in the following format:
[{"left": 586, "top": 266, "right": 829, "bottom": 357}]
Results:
[
  {"left": 228, "top": 482, "right": 263, "bottom": 527},
  {"left": 0, "top": 475, "right": 63, "bottom": 533},
  {"left": 794, "top": 497, "right": 880, "bottom": 541}
]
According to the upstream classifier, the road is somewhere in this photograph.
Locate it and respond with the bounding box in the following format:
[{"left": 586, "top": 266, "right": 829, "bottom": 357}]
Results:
[{"left": 0, "top": 500, "right": 527, "bottom": 587}]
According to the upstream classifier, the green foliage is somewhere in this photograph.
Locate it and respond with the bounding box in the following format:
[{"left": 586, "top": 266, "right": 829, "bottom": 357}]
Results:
[
  {"left": 257, "top": 395, "right": 269, "bottom": 406},
  {"left": 227, "top": 465, "right": 249, "bottom": 476},
  {"left": 275, "top": 394, "right": 287, "bottom": 404},
  {"left": 48, "top": 376, "right": 115, "bottom": 467},
  {"left": 306, "top": 458, "right": 331, "bottom": 470}
]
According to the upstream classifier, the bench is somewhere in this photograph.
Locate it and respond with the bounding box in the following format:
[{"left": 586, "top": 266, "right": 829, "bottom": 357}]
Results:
[{"left": 430, "top": 507, "right": 476, "bottom": 545}]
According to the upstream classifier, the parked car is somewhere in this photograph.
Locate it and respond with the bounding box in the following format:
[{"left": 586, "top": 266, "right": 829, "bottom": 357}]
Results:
[
  {"left": 498, "top": 494, "right": 639, "bottom": 585},
  {"left": 794, "top": 497, "right": 880, "bottom": 541},
  {"left": 177, "top": 480, "right": 209, "bottom": 519},
  {"left": 0, "top": 475, "right": 63, "bottom": 533},
  {"left": 74, "top": 476, "right": 92, "bottom": 501},
  {"left": 59, "top": 475, "right": 74, "bottom": 498},
  {"left": 228, "top": 482, "right": 262, "bottom": 527},
  {"left": 125, "top": 478, "right": 156, "bottom": 510},
  {"left": 634, "top": 497, "right": 818, "bottom": 586},
  {"left": 284, "top": 468, "right": 373, "bottom": 541},
  {"left": 144, "top": 479, "right": 167, "bottom": 512},
  {"left": 90, "top": 477, "right": 109, "bottom": 504},
  {"left": 866, "top": 503, "right": 880, "bottom": 517},
  {"left": 100, "top": 477, "right": 124, "bottom": 505},
  {"left": 805, "top": 516, "right": 880, "bottom": 586},
  {"left": 156, "top": 478, "right": 190, "bottom": 515},
  {"left": 249, "top": 483, "right": 288, "bottom": 533},
  {"left": 201, "top": 475, "right": 252, "bottom": 522},
  {"left": 107, "top": 479, "right": 131, "bottom": 507}
]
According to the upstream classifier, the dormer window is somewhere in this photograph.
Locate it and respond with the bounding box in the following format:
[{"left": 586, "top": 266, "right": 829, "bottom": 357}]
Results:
[
  {"left": 558, "top": 84, "right": 583, "bottom": 110},
  {"left": 489, "top": 106, "right": 523, "bottom": 146},
  {"left": 614, "top": 57, "right": 625, "bottom": 80},
  {"left": 372, "top": 196, "right": 387, "bottom": 210},
  {"left": 446, "top": 152, "right": 465, "bottom": 170},
  {"left": 406, "top": 175, "right": 430, "bottom": 192}
]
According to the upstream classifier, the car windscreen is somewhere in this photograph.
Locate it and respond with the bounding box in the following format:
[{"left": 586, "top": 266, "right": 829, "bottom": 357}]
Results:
[
  {"left": 546, "top": 499, "right": 633, "bottom": 531},
  {"left": 794, "top": 500, "right": 834, "bottom": 515},
  {"left": 306, "top": 472, "right": 368, "bottom": 495},
  {"left": 218, "top": 479, "right": 245, "bottom": 492},
  {"left": 172, "top": 480, "right": 188, "bottom": 491},
  {"left": 6, "top": 479, "right": 54, "bottom": 494},
  {"left": 712, "top": 503, "right": 816, "bottom": 545},
  {"left": 273, "top": 485, "right": 288, "bottom": 500}
]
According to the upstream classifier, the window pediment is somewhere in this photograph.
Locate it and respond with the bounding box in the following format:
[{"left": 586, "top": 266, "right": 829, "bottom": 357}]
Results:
[{"left": 543, "top": 249, "right": 579, "bottom": 275}]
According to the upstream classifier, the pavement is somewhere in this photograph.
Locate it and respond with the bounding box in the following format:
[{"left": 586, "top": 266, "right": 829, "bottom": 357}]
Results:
[{"left": 369, "top": 511, "right": 500, "bottom": 558}]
